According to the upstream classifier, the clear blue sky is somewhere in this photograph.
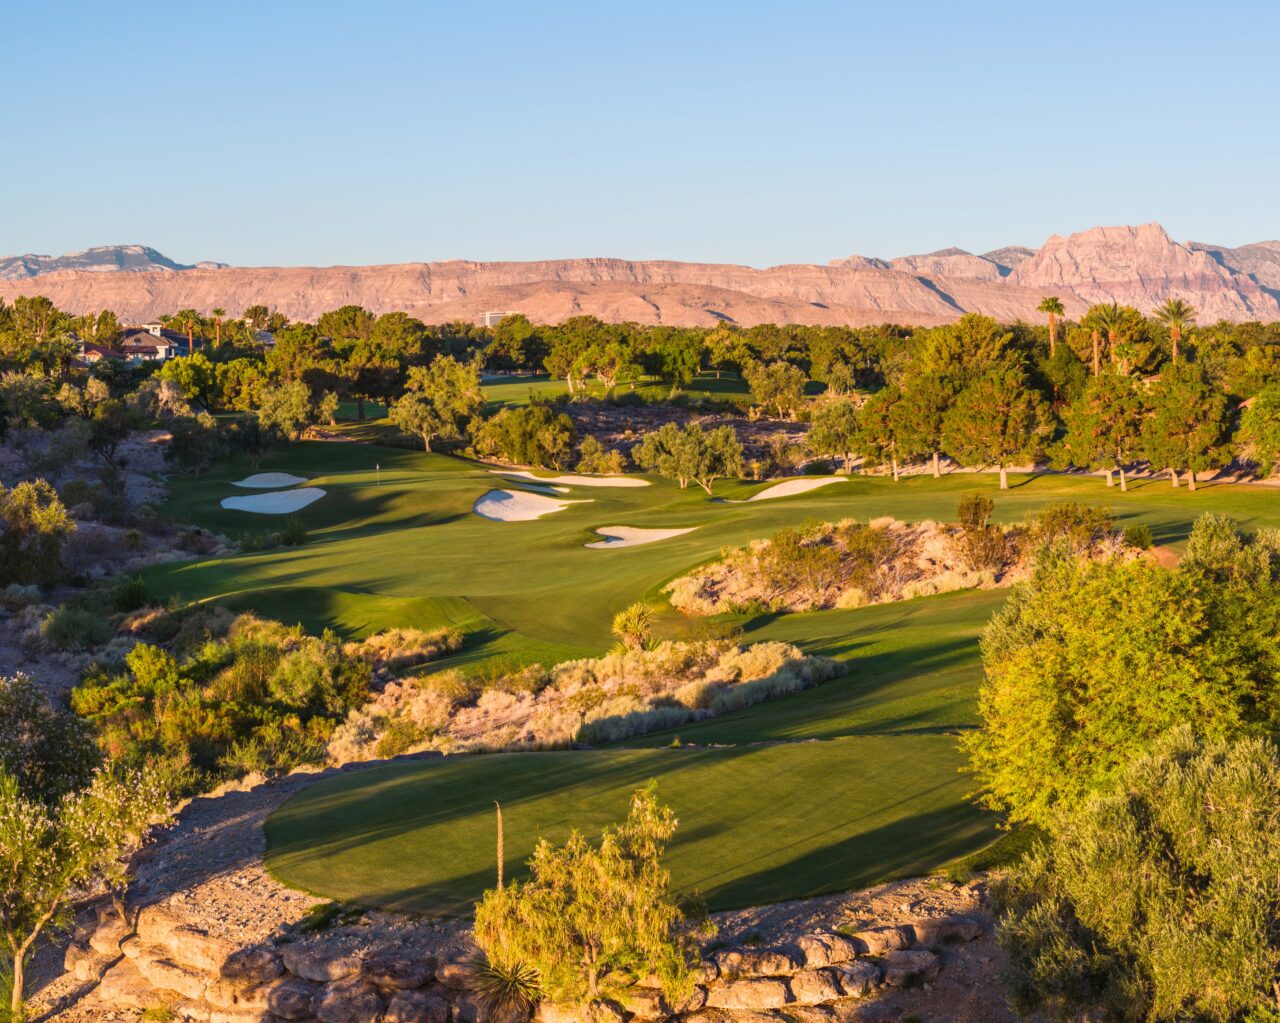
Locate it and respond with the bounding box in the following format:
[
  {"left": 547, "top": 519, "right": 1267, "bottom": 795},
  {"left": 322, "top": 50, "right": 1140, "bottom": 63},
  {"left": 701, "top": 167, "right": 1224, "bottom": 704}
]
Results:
[{"left": 5, "top": 0, "right": 1278, "bottom": 268}]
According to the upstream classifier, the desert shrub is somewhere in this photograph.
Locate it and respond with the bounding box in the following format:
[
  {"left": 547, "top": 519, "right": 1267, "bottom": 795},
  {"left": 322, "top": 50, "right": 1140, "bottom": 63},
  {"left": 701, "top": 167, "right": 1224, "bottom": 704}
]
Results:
[
  {"left": 109, "top": 575, "right": 149, "bottom": 614},
  {"left": 57, "top": 478, "right": 105, "bottom": 512},
  {"left": 0, "top": 674, "right": 99, "bottom": 803},
  {"left": 1121, "top": 523, "right": 1153, "bottom": 550},
  {"left": 836, "top": 521, "right": 896, "bottom": 597},
  {"left": 965, "top": 534, "right": 1280, "bottom": 829},
  {"left": 277, "top": 516, "right": 308, "bottom": 547},
  {"left": 71, "top": 615, "right": 373, "bottom": 791},
  {"left": 957, "top": 492, "right": 994, "bottom": 531},
  {"left": 344, "top": 627, "right": 463, "bottom": 672},
  {"left": 611, "top": 603, "right": 654, "bottom": 650},
  {"left": 758, "top": 529, "right": 844, "bottom": 604},
  {"left": 39, "top": 605, "right": 112, "bottom": 651},
  {"left": 1181, "top": 512, "right": 1246, "bottom": 578},
  {"left": 995, "top": 728, "right": 1280, "bottom": 1022},
  {"left": 0, "top": 480, "right": 75, "bottom": 587},
  {"left": 0, "top": 585, "right": 40, "bottom": 611},
  {"left": 473, "top": 785, "right": 704, "bottom": 1008},
  {"left": 1027, "top": 502, "right": 1114, "bottom": 555}
]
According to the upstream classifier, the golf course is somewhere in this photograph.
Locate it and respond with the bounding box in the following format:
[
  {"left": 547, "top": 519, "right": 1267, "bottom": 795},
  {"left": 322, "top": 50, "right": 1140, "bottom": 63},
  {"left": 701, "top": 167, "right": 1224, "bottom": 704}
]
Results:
[{"left": 147, "top": 437, "right": 1280, "bottom": 915}]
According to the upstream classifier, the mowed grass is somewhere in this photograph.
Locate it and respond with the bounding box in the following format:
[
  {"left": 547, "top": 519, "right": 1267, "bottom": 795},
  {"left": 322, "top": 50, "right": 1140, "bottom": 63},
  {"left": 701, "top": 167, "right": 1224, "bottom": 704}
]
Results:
[{"left": 164, "top": 442, "right": 1280, "bottom": 913}]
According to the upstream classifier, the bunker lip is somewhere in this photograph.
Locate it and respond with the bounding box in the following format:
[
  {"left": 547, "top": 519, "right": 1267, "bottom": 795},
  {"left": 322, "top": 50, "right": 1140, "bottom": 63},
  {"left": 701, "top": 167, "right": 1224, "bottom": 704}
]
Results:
[
  {"left": 473, "top": 488, "right": 588, "bottom": 521},
  {"left": 585, "top": 525, "right": 696, "bottom": 549},
  {"left": 232, "top": 472, "right": 309, "bottom": 488},
  {"left": 221, "top": 487, "right": 326, "bottom": 514},
  {"left": 490, "top": 469, "right": 650, "bottom": 488},
  {"left": 732, "top": 476, "right": 848, "bottom": 502}
]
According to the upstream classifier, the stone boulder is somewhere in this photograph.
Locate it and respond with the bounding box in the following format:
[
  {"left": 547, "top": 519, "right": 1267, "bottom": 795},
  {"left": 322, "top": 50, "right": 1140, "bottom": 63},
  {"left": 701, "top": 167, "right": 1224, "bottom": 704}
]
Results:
[
  {"left": 788, "top": 968, "right": 845, "bottom": 1006},
  {"left": 704, "top": 978, "right": 791, "bottom": 1010},
  {"left": 882, "top": 949, "right": 940, "bottom": 986},
  {"left": 314, "top": 977, "right": 387, "bottom": 1023},
  {"left": 714, "top": 947, "right": 801, "bottom": 979},
  {"left": 135, "top": 904, "right": 236, "bottom": 974},
  {"left": 846, "top": 926, "right": 912, "bottom": 956},
  {"left": 266, "top": 977, "right": 321, "bottom": 1020},
  {"left": 281, "top": 944, "right": 363, "bottom": 983},
  {"left": 908, "top": 915, "right": 985, "bottom": 947},
  {"left": 435, "top": 958, "right": 473, "bottom": 989},
  {"left": 795, "top": 933, "right": 860, "bottom": 968},
  {"left": 385, "top": 988, "right": 452, "bottom": 1023},
  {"left": 831, "top": 960, "right": 880, "bottom": 997},
  {"left": 361, "top": 952, "right": 438, "bottom": 990},
  {"left": 220, "top": 946, "right": 284, "bottom": 986}
]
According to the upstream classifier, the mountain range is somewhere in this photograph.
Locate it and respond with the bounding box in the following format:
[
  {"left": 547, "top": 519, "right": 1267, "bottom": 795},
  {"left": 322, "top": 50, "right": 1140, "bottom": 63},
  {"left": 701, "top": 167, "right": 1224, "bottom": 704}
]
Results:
[{"left": 1, "top": 225, "right": 1277, "bottom": 327}]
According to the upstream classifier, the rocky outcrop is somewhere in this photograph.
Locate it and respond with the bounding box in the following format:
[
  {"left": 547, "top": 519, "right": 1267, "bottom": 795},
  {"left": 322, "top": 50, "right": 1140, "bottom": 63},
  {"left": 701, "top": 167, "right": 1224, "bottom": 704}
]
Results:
[
  {"left": 1010, "top": 223, "right": 1280, "bottom": 320},
  {"left": 1190, "top": 239, "right": 1280, "bottom": 296},
  {"left": 68, "top": 897, "right": 986, "bottom": 1023},
  {"left": 888, "top": 248, "right": 1005, "bottom": 282}
]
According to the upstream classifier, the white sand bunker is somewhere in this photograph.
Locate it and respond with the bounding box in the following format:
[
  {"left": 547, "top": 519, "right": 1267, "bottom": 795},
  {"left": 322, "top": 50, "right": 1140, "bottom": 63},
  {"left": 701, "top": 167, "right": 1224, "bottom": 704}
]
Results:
[
  {"left": 585, "top": 525, "right": 696, "bottom": 549},
  {"left": 738, "top": 477, "right": 848, "bottom": 502},
  {"left": 474, "top": 489, "right": 588, "bottom": 521},
  {"left": 499, "top": 479, "right": 572, "bottom": 495},
  {"left": 492, "top": 469, "right": 650, "bottom": 488},
  {"left": 221, "top": 488, "right": 326, "bottom": 514},
  {"left": 232, "top": 472, "right": 309, "bottom": 488}
]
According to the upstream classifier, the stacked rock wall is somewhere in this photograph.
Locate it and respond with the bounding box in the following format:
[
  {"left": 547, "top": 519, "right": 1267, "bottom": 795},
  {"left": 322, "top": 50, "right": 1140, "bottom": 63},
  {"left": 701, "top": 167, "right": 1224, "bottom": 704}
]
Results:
[{"left": 69, "top": 899, "right": 985, "bottom": 1023}]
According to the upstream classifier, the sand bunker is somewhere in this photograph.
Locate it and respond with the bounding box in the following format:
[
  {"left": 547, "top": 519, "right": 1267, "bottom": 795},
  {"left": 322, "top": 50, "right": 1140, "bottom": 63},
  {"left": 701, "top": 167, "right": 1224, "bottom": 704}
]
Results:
[
  {"left": 473, "top": 489, "right": 587, "bottom": 521},
  {"left": 221, "top": 488, "right": 326, "bottom": 514},
  {"left": 500, "top": 479, "right": 572, "bottom": 495},
  {"left": 232, "top": 473, "right": 309, "bottom": 488},
  {"left": 739, "top": 477, "right": 848, "bottom": 502},
  {"left": 585, "top": 525, "right": 696, "bottom": 549},
  {"left": 492, "top": 470, "right": 650, "bottom": 488}
]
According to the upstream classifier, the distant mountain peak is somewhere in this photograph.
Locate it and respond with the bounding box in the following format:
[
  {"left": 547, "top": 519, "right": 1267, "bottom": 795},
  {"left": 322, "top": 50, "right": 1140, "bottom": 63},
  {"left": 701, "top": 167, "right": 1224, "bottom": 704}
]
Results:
[{"left": 0, "top": 244, "right": 225, "bottom": 280}]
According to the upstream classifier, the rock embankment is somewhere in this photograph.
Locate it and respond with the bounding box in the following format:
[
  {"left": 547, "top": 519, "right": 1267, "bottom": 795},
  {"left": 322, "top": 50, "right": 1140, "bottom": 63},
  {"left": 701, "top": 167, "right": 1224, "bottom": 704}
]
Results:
[{"left": 67, "top": 897, "right": 988, "bottom": 1023}]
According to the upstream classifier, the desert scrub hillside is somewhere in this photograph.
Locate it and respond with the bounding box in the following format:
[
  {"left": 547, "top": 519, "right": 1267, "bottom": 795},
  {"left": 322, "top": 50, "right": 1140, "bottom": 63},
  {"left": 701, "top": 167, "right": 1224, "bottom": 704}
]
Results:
[
  {"left": 328, "top": 639, "right": 842, "bottom": 761},
  {"left": 667, "top": 500, "right": 1134, "bottom": 616}
]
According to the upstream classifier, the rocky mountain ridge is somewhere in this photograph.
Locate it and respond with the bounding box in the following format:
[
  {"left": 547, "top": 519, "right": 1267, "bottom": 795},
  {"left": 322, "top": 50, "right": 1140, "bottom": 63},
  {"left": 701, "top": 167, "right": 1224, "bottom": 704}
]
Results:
[
  {"left": 1, "top": 224, "right": 1276, "bottom": 326},
  {"left": 0, "top": 244, "right": 224, "bottom": 281}
]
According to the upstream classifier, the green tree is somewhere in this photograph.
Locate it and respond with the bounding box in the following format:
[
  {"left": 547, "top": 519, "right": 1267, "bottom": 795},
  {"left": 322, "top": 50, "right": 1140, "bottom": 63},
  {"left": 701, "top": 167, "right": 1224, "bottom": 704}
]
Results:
[
  {"left": 473, "top": 784, "right": 701, "bottom": 1009},
  {"left": 158, "top": 354, "right": 216, "bottom": 407},
  {"left": 807, "top": 397, "right": 860, "bottom": 472},
  {"left": 0, "top": 481, "right": 74, "bottom": 588},
  {"left": 0, "top": 767, "right": 170, "bottom": 1019},
  {"left": 256, "top": 381, "right": 319, "bottom": 441},
  {"left": 1057, "top": 373, "right": 1145, "bottom": 490},
  {"left": 632, "top": 422, "right": 743, "bottom": 495},
  {"left": 996, "top": 727, "right": 1280, "bottom": 1023},
  {"left": 1154, "top": 297, "right": 1197, "bottom": 364},
  {"left": 896, "top": 372, "right": 952, "bottom": 477},
  {"left": 473, "top": 403, "right": 578, "bottom": 468},
  {"left": 941, "top": 369, "right": 1050, "bottom": 489},
  {"left": 855, "top": 385, "right": 904, "bottom": 481},
  {"left": 1239, "top": 383, "right": 1280, "bottom": 478},
  {"left": 1141, "top": 361, "right": 1228, "bottom": 489},
  {"left": 387, "top": 355, "right": 483, "bottom": 452},
  {"left": 964, "top": 538, "right": 1280, "bottom": 830},
  {"left": 743, "top": 360, "right": 808, "bottom": 419}
]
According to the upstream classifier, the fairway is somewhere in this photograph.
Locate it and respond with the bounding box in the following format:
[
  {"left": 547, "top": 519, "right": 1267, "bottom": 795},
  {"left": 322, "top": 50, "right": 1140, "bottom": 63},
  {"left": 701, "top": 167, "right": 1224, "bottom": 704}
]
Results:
[{"left": 161, "top": 441, "right": 1280, "bottom": 914}]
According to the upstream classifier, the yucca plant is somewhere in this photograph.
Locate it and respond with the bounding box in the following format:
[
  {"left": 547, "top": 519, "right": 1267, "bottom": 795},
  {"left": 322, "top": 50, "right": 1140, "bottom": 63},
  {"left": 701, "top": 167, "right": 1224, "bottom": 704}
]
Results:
[{"left": 468, "top": 955, "right": 541, "bottom": 1017}]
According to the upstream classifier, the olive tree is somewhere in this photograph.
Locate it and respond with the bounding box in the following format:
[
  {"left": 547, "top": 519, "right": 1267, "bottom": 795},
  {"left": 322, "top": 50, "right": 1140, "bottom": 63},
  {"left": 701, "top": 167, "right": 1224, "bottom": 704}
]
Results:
[
  {"left": 388, "top": 355, "right": 483, "bottom": 451},
  {"left": 632, "top": 422, "right": 743, "bottom": 495},
  {"left": 0, "top": 767, "right": 170, "bottom": 1019},
  {"left": 0, "top": 481, "right": 74, "bottom": 588}
]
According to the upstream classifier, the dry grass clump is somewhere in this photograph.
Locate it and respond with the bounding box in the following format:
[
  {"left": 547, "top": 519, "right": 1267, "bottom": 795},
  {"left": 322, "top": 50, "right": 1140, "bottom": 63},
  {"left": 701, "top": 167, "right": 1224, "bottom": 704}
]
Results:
[
  {"left": 327, "top": 640, "right": 842, "bottom": 763},
  {"left": 343, "top": 626, "right": 464, "bottom": 673}
]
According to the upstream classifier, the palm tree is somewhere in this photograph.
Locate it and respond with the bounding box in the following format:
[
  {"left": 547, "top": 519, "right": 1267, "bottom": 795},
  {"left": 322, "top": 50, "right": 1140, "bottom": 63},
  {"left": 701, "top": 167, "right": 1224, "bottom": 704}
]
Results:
[
  {"left": 1090, "top": 303, "right": 1126, "bottom": 372},
  {"left": 1154, "top": 298, "right": 1197, "bottom": 364},
  {"left": 1037, "top": 296, "right": 1065, "bottom": 357},
  {"left": 211, "top": 307, "right": 226, "bottom": 347}
]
